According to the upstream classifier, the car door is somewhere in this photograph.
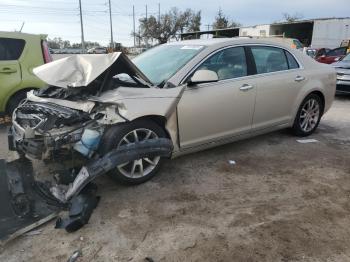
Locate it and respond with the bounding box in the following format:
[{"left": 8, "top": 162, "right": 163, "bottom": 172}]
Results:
[
  {"left": 0, "top": 38, "right": 24, "bottom": 106},
  {"left": 249, "top": 45, "right": 304, "bottom": 130},
  {"left": 177, "top": 46, "right": 257, "bottom": 148}
]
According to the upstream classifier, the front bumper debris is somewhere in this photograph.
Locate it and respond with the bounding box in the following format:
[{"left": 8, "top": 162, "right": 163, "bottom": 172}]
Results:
[
  {"left": 0, "top": 159, "right": 59, "bottom": 244},
  {"left": 0, "top": 138, "right": 173, "bottom": 240},
  {"left": 52, "top": 138, "right": 173, "bottom": 202}
]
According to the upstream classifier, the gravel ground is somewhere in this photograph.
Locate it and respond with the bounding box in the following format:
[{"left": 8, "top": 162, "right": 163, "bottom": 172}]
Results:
[{"left": 1, "top": 96, "right": 350, "bottom": 262}]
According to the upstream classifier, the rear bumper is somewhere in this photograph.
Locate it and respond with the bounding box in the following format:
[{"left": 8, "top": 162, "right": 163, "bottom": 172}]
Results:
[{"left": 336, "top": 81, "right": 350, "bottom": 94}]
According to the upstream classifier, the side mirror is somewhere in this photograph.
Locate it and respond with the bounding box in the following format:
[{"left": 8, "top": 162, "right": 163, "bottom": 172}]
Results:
[{"left": 189, "top": 70, "right": 218, "bottom": 85}]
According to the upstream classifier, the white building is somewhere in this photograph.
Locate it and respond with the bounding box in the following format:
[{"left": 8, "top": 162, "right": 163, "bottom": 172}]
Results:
[{"left": 239, "top": 17, "right": 350, "bottom": 49}]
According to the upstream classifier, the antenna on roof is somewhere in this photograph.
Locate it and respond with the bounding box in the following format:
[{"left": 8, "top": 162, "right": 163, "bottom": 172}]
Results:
[{"left": 19, "top": 22, "right": 25, "bottom": 32}]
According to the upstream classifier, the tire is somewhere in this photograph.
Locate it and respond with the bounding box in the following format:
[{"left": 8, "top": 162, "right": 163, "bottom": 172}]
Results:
[
  {"left": 292, "top": 93, "right": 324, "bottom": 137},
  {"left": 6, "top": 90, "right": 30, "bottom": 115},
  {"left": 98, "top": 119, "right": 167, "bottom": 185}
]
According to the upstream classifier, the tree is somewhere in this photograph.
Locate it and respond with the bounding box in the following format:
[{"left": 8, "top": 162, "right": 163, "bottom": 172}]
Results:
[
  {"left": 134, "top": 7, "right": 201, "bottom": 45},
  {"left": 187, "top": 10, "right": 201, "bottom": 32},
  {"left": 282, "top": 12, "right": 304, "bottom": 22},
  {"left": 212, "top": 8, "right": 241, "bottom": 29}
]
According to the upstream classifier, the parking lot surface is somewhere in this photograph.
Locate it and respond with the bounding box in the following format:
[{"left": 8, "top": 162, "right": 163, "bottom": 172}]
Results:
[{"left": 1, "top": 96, "right": 350, "bottom": 262}]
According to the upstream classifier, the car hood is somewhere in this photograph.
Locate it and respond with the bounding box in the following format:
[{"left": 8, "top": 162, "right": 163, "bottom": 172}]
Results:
[
  {"left": 33, "top": 52, "right": 152, "bottom": 88},
  {"left": 332, "top": 61, "right": 350, "bottom": 69}
]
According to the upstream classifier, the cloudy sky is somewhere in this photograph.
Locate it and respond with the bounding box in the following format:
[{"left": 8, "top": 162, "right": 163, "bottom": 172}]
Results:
[{"left": 1, "top": 0, "right": 349, "bottom": 46}]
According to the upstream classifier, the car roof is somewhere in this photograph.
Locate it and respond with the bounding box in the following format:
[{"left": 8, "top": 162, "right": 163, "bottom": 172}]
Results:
[
  {"left": 0, "top": 31, "right": 47, "bottom": 40},
  {"left": 167, "top": 37, "right": 292, "bottom": 49}
]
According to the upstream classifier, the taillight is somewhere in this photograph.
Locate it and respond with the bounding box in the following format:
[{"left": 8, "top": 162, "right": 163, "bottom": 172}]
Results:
[{"left": 41, "top": 40, "right": 52, "bottom": 63}]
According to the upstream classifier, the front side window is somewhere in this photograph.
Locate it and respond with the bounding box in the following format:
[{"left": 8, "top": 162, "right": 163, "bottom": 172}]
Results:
[
  {"left": 0, "top": 38, "right": 25, "bottom": 60},
  {"left": 196, "top": 47, "right": 247, "bottom": 80},
  {"left": 251, "top": 46, "right": 288, "bottom": 74}
]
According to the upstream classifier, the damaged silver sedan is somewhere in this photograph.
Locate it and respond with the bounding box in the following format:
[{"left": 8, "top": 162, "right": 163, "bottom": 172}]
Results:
[{"left": 9, "top": 38, "right": 336, "bottom": 184}]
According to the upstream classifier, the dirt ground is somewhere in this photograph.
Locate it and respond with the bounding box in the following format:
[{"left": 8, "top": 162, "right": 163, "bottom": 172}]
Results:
[{"left": 1, "top": 96, "right": 350, "bottom": 262}]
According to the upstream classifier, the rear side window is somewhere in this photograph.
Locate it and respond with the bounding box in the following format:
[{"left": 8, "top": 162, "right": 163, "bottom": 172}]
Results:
[
  {"left": 251, "top": 46, "right": 288, "bottom": 74},
  {"left": 285, "top": 51, "right": 299, "bottom": 69},
  {"left": 0, "top": 38, "right": 25, "bottom": 60}
]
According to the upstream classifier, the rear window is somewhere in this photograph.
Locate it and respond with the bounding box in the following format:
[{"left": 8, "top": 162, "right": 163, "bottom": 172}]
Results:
[
  {"left": 327, "top": 47, "right": 346, "bottom": 57},
  {"left": 0, "top": 38, "right": 25, "bottom": 60}
]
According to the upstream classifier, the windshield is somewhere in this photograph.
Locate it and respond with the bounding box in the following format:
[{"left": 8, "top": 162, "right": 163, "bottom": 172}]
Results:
[
  {"left": 342, "top": 53, "right": 350, "bottom": 62},
  {"left": 293, "top": 39, "right": 303, "bottom": 49},
  {"left": 133, "top": 44, "right": 204, "bottom": 85}
]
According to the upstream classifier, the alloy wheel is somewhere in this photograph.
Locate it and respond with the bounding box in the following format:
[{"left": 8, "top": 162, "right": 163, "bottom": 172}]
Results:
[
  {"left": 299, "top": 98, "right": 320, "bottom": 132},
  {"left": 117, "top": 128, "right": 160, "bottom": 178}
]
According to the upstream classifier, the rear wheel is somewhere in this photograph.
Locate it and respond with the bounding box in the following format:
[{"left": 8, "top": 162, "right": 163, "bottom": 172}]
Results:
[
  {"left": 99, "top": 120, "right": 167, "bottom": 184},
  {"left": 292, "top": 94, "right": 323, "bottom": 136}
]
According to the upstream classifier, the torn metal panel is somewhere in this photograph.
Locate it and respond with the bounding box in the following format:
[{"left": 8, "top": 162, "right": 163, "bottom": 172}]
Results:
[
  {"left": 27, "top": 90, "right": 96, "bottom": 113},
  {"left": 93, "top": 86, "right": 185, "bottom": 121},
  {"left": 166, "top": 109, "right": 180, "bottom": 152},
  {"left": 33, "top": 52, "right": 152, "bottom": 88}
]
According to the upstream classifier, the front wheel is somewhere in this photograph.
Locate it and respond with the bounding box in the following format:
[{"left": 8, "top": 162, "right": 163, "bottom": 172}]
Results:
[
  {"left": 292, "top": 94, "right": 323, "bottom": 136},
  {"left": 98, "top": 120, "right": 167, "bottom": 185}
]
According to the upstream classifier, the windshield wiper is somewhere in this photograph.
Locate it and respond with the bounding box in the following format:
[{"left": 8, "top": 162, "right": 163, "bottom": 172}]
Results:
[
  {"left": 157, "top": 80, "right": 166, "bottom": 88},
  {"left": 134, "top": 76, "right": 153, "bottom": 88}
]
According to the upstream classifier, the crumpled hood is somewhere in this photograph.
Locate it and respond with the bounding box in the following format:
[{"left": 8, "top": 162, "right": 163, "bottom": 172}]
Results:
[{"left": 33, "top": 52, "right": 152, "bottom": 88}]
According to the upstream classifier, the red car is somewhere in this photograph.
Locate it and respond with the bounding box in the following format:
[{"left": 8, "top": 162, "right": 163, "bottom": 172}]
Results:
[{"left": 316, "top": 47, "right": 348, "bottom": 64}]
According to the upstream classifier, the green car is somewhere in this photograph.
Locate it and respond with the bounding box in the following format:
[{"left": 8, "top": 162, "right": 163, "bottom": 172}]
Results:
[{"left": 0, "top": 31, "right": 52, "bottom": 115}]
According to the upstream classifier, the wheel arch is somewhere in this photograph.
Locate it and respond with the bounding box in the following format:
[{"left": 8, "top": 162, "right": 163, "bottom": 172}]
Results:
[
  {"left": 132, "top": 115, "right": 171, "bottom": 139},
  {"left": 292, "top": 89, "right": 326, "bottom": 124},
  {"left": 303, "top": 90, "right": 326, "bottom": 114}
]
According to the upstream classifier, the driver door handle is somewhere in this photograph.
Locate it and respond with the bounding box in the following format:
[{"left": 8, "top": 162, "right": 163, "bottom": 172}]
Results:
[
  {"left": 240, "top": 84, "right": 254, "bottom": 91},
  {"left": 0, "top": 67, "right": 17, "bottom": 73},
  {"left": 295, "top": 75, "right": 305, "bottom": 82}
]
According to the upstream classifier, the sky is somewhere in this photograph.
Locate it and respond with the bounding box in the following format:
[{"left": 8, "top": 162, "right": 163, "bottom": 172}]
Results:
[{"left": 0, "top": 0, "right": 349, "bottom": 47}]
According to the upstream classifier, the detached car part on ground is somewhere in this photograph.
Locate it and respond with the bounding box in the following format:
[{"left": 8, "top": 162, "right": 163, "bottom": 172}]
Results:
[{"left": 9, "top": 39, "right": 336, "bottom": 186}]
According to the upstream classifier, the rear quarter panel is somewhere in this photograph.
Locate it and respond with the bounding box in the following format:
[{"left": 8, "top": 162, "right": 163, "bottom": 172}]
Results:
[{"left": 291, "top": 52, "right": 336, "bottom": 123}]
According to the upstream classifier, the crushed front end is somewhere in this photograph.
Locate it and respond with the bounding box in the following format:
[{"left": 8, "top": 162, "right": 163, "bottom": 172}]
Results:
[{"left": 9, "top": 101, "right": 102, "bottom": 160}]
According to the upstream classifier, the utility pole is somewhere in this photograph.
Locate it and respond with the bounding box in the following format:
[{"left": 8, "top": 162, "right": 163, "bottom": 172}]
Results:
[
  {"left": 79, "top": 0, "right": 85, "bottom": 52},
  {"left": 158, "top": 3, "right": 160, "bottom": 23},
  {"left": 108, "top": 0, "right": 114, "bottom": 50},
  {"left": 145, "top": 4, "right": 148, "bottom": 21},
  {"left": 138, "top": 26, "right": 141, "bottom": 47},
  {"left": 133, "top": 5, "right": 136, "bottom": 47},
  {"left": 205, "top": 24, "right": 211, "bottom": 38},
  {"left": 19, "top": 22, "right": 25, "bottom": 32},
  {"left": 145, "top": 5, "right": 148, "bottom": 48}
]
